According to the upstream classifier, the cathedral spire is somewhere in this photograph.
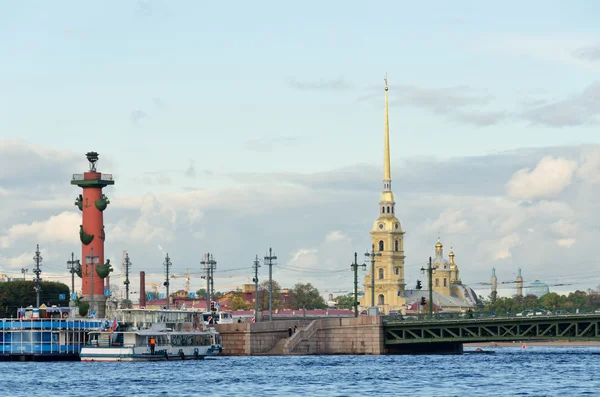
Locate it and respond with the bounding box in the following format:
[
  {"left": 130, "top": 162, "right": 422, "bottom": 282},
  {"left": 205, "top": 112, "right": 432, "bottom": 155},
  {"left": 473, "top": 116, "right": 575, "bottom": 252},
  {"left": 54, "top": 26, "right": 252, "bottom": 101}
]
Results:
[{"left": 383, "top": 74, "right": 391, "bottom": 191}]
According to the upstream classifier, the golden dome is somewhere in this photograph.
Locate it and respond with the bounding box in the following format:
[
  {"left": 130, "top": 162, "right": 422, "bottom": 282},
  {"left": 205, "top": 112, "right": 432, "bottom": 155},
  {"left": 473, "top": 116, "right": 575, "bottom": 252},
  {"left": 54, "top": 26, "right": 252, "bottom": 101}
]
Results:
[{"left": 435, "top": 237, "right": 443, "bottom": 249}]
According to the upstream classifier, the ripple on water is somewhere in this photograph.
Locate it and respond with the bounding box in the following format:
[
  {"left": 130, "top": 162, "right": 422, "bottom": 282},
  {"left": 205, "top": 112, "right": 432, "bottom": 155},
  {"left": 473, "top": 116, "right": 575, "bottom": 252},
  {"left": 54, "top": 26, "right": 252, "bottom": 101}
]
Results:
[{"left": 3, "top": 348, "right": 600, "bottom": 397}]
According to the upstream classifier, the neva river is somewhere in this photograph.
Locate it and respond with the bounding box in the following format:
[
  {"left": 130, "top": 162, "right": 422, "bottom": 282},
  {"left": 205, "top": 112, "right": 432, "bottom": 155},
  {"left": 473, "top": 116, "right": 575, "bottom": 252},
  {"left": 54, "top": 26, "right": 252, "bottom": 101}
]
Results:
[{"left": 6, "top": 347, "right": 600, "bottom": 396}]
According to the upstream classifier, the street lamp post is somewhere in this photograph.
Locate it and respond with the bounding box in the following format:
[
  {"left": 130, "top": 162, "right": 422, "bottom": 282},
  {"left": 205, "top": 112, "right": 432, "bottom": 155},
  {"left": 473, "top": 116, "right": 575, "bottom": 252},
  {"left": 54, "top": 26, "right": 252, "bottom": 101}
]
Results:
[
  {"left": 350, "top": 252, "right": 367, "bottom": 317},
  {"left": 85, "top": 247, "right": 99, "bottom": 317},
  {"left": 264, "top": 248, "right": 277, "bottom": 322},
  {"left": 364, "top": 244, "right": 382, "bottom": 316},
  {"left": 123, "top": 252, "right": 132, "bottom": 307},
  {"left": 21, "top": 268, "right": 28, "bottom": 281},
  {"left": 33, "top": 245, "right": 43, "bottom": 307},
  {"left": 201, "top": 253, "right": 217, "bottom": 313},
  {"left": 66, "top": 252, "right": 80, "bottom": 306},
  {"left": 420, "top": 256, "right": 435, "bottom": 319},
  {"left": 252, "top": 255, "right": 261, "bottom": 322},
  {"left": 163, "top": 253, "right": 172, "bottom": 309}
]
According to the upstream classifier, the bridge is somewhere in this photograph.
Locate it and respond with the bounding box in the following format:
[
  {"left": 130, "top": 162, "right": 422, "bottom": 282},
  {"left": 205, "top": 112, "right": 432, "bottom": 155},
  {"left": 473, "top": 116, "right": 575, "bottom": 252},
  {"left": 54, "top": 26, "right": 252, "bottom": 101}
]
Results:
[{"left": 382, "top": 313, "right": 600, "bottom": 353}]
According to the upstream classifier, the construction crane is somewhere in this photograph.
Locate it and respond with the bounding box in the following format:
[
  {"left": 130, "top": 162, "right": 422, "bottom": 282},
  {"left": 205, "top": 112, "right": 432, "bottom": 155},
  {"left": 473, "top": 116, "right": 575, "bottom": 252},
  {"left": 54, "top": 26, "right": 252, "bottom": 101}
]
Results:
[
  {"left": 150, "top": 283, "right": 160, "bottom": 297},
  {"left": 170, "top": 268, "right": 205, "bottom": 294}
]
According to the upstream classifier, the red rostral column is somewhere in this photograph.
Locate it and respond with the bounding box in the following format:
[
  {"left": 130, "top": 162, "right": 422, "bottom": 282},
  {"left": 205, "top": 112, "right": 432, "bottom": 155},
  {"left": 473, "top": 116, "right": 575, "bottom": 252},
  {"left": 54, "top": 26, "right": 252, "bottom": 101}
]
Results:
[{"left": 71, "top": 152, "right": 114, "bottom": 315}]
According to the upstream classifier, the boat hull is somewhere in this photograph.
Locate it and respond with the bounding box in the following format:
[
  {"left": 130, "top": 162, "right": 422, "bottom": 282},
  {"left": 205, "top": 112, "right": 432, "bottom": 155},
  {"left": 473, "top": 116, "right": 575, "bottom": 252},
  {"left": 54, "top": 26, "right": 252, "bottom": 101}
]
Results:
[{"left": 80, "top": 345, "right": 222, "bottom": 362}]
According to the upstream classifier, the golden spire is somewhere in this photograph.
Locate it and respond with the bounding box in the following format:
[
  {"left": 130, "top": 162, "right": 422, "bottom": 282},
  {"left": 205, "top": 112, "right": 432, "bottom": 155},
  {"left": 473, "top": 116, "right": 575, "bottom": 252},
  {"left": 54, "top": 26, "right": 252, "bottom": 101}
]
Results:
[{"left": 383, "top": 74, "right": 391, "bottom": 184}]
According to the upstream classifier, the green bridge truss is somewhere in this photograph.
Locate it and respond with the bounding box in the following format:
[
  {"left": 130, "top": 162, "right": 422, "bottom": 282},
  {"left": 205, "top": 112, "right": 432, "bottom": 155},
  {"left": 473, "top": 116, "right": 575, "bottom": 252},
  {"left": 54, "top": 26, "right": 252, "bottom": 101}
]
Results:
[{"left": 383, "top": 314, "right": 600, "bottom": 345}]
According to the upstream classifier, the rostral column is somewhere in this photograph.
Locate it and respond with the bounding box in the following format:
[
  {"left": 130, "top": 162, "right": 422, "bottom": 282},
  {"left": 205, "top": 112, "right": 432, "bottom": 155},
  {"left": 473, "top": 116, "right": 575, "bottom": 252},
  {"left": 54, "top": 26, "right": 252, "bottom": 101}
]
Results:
[{"left": 71, "top": 152, "right": 114, "bottom": 317}]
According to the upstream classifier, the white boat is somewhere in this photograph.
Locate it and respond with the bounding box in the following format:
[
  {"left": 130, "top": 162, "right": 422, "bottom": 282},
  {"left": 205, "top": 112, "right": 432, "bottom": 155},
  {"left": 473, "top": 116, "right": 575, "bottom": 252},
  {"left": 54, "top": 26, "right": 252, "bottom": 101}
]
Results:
[{"left": 80, "top": 309, "right": 222, "bottom": 362}]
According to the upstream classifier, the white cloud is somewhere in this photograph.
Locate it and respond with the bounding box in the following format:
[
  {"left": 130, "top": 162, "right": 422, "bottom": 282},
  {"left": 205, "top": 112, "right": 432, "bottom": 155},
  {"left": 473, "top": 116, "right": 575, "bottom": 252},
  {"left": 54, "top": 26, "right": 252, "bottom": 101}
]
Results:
[
  {"left": 550, "top": 219, "right": 579, "bottom": 237},
  {"left": 0, "top": 211, "right": 80, "bottom": 249},
  {"left": 557, "top": 238, "right": 576, "bottom": 248},
  {"left": 325, "top": 231, "right": 350, "bottom": 242},
  {"left": 577, "top": 148, "right": 600, "bottom": 184},
  {"left": 494, "top": 233, "right": 521, "bottom": 260},
  {"left": 506, "top": 156, "right": 578, "bottom": 200},
  {"left": 425, "top": 209, "right": 469, "bottom": 234}
]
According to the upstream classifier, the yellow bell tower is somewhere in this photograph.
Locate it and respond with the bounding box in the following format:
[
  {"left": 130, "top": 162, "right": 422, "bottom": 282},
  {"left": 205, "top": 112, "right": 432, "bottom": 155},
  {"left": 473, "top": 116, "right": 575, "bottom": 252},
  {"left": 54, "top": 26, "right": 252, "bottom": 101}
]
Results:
[{"left": 362, "top": 75, "right": 407, "bottom": 314}]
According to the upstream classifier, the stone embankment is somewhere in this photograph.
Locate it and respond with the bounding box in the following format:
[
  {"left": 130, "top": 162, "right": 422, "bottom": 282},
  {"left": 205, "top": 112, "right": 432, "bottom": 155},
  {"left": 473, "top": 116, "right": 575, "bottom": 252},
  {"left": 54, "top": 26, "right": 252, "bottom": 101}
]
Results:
[{"left": 214, "top": 316, "right": 384, "bottom": 356}]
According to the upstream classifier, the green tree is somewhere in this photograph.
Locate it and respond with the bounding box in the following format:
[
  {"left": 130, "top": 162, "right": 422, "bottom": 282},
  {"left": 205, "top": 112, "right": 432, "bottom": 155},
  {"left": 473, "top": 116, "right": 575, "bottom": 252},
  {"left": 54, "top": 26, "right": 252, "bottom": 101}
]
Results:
[
  {"left": 0, "top": 281, "right": 70, "bottom": 317},
  {"left": 539, "top": 292, "right": 561, "bottom": 311},
  {"left": 229, "top": 291, "right": 252, "bottom": 310},
  {"left": 120, "top": 299, "right": 133, "bottom": 309},
  {"left": 287, "top": 283, "right": 327, "bottom": 310},
  {"left": 258, "top": 280, "right": 282, "bottom": 311},
  {"left": 333, "top": 295, "right": 355, "bottom": 310},
  {"left": 195, "top": 288, "right": 207, "bottom": 299}
]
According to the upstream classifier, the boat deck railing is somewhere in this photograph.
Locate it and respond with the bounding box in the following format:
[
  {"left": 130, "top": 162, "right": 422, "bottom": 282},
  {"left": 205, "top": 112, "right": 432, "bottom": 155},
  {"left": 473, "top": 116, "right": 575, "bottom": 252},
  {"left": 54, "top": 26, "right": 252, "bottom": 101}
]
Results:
[{"left": 0, "top": 318, "right": 104, "bottom": 355}]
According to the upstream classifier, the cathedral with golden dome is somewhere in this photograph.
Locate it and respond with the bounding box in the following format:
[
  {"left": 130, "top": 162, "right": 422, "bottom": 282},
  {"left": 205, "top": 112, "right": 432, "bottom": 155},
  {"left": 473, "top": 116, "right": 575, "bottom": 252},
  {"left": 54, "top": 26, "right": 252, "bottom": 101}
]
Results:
[{"left": 359, "top": 76, "right": 478, "bottom": 314}]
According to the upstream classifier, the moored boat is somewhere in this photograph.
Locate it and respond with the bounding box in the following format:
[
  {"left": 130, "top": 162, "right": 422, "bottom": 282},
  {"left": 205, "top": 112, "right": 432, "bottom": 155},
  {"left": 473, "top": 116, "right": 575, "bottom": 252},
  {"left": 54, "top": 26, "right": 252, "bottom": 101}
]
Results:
[{"left": 80, "top": 308, "right": 222, "bottom": 362}]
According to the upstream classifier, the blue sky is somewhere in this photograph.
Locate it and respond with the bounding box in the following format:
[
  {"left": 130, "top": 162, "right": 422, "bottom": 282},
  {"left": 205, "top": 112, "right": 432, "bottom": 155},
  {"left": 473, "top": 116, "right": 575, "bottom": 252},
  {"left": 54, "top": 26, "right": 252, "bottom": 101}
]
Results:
[{"left": 1, "top": 1, "right": 600, "bottom": 298}]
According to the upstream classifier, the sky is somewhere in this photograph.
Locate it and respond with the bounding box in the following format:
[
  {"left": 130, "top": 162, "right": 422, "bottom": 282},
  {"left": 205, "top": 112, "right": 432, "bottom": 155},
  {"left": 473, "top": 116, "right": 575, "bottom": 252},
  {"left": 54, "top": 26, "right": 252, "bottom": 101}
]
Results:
[{"left": 1, "top": 1, "right": 600, "bottom": 302}]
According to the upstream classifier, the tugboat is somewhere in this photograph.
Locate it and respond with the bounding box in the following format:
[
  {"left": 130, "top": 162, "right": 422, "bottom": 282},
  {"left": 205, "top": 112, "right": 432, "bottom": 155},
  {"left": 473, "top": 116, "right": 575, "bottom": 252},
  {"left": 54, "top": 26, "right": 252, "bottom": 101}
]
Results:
[{"left": 80, "top": 308, "right": 222, "bottom": 362}]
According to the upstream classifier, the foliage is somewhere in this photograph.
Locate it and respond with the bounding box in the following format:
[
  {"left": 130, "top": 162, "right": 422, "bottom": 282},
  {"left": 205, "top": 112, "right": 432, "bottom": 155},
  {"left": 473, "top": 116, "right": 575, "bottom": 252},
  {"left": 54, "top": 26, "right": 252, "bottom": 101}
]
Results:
[
  {"left": 257, "top": 280, "right": 282, "bottom": 311},
  {"left": 479, "top": 287, "right": 600, "bottom": 315},
  {"left": 120, "top": 299, "right": 133, "bottom": 309},
  {"left": 333, "top": 295, "right": 355, "bottom": 310},
  {"left": 229, "top": 291, "right": 252, "bottom": 311},
  {"left": 78, "top": 301, "right": 89, "bottom": 317},
  {"left": 287, "top": 283, "right": 327, "bottom": 310},
  {"left": 0, "top": 281, "right": 70, "bottom": 317},
  {"left": 195, "top": 288, "right": 207, "bottom": 299}
]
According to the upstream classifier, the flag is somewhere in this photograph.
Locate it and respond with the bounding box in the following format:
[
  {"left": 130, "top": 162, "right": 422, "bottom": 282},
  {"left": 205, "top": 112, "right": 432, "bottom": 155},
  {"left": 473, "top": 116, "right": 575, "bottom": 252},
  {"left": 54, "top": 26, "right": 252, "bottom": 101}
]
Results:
[{"left": 113, "top": 315, "right": 118, "bottom": 331}]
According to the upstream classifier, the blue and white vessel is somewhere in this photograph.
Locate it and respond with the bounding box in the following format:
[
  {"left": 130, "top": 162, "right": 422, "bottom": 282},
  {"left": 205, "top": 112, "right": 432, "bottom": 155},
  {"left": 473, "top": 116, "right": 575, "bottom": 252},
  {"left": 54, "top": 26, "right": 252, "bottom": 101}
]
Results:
[{"left": 0, "top": 306, "right": 103, "bottom": 361}]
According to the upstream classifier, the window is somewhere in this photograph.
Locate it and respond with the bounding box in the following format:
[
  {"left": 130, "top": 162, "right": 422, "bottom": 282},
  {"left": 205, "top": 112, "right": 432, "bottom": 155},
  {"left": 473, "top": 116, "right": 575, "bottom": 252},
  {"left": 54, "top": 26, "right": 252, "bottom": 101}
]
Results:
[
  {"left": 378, "top": 268, "right": 384, "bottom": 279},
  {"left": 387, "top": 206, "right": 390, "bottom": 213},
  {"left": 379, "top": 240, "right": 384, "bottom": 251},
  {"left": 378, "top": 294, "right": 385, "bottom": 305},
  {"left": 435, "top": 278, "right": 439, "bottom": 287},
  {"left": 394, "top": 267, "right": 399, "bottom": 275},
  {"left": 382, "top": 206, "right": 385, "bottom": 213},
  {"left": 395, "top": 240, "right": 399, "bottom": 251},
  {"left": 444, "top": 278, "right": 447, "bottom": 287}
]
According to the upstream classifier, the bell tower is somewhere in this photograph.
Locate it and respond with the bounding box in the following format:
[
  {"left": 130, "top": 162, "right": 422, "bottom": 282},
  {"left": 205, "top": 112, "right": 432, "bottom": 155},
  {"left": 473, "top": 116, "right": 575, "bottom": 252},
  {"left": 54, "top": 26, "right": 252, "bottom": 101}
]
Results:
[{"left": 362, "top": 75, "right": 407, "bottom": 314}]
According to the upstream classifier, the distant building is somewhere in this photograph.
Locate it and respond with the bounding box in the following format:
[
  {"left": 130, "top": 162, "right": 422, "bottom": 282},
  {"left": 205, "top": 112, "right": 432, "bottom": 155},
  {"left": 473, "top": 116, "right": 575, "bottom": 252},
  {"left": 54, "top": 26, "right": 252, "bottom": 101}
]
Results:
[
  {"left": 404, "top": 238, "right": 479, "bottom": 313},
  {"left": 527, "top": 280, "right": 550, "bottom": 298}
]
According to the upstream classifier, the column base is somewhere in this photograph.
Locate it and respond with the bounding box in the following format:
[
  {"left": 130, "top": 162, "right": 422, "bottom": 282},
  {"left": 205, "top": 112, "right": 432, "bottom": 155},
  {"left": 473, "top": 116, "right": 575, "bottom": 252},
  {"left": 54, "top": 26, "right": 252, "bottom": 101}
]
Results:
[{"left": 81, "top": 294, "right": 108, "bottom": 318}]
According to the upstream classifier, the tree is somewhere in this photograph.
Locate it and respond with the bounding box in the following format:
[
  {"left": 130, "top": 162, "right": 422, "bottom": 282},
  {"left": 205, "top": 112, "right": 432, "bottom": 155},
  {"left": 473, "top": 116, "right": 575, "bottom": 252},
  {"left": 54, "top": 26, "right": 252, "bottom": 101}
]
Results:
[
  {"left": 120, "top": 299, "right": 133, "bottom": 309},
  {"left": 195, "top": 288, "right": 207, "bottom": 299},
  {"left": 539, "top": 292, "right": 561, "bottom": 311},
  {"left": 0, "top": 281, "right": 70, "bottom": 317},
  {"left": 333, "top": 295, "right": 355, "bottom": 310},
  {"left": 287, "top": 283, "right": 327, "bottom": 310},
  {"left": 258, "top": 280, "right": 282, "bottom": 311},
  {"left": 229, "top": 291, "right": 252, "bottom": 310}
]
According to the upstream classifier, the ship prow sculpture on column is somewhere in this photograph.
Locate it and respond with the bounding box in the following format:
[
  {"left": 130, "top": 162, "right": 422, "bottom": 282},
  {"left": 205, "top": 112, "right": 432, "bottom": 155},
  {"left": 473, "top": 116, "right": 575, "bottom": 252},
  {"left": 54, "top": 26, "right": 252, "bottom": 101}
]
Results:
[{"left": 71, "top": 152, "right": 115, "bottom": 318}]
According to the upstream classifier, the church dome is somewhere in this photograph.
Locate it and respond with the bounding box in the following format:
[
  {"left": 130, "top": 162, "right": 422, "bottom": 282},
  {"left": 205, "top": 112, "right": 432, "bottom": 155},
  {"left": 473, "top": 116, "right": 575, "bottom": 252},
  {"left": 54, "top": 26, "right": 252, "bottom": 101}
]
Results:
[{"left": 527, "top": 280, "right": 550, "bottom": 298}]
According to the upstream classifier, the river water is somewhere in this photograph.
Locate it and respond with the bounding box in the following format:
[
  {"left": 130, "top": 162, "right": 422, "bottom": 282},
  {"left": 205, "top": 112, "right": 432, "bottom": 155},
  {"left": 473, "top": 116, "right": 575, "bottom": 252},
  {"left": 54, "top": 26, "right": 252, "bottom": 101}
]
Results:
[{"left": 6, "top": 346, "right": 600, "bottom": 396}]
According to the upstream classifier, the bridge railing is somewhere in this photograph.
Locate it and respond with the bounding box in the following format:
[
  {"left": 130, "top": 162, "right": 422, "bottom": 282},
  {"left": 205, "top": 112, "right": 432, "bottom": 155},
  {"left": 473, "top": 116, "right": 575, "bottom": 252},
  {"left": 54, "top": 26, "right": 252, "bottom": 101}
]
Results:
[{"left": 383, "top": 311, "right": 600, "bottom": 325}]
